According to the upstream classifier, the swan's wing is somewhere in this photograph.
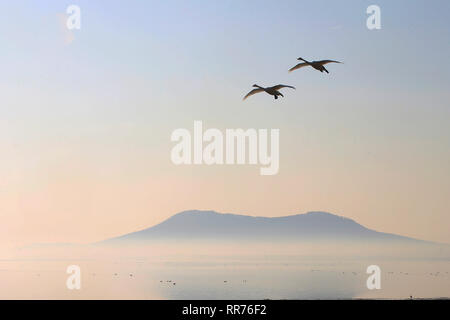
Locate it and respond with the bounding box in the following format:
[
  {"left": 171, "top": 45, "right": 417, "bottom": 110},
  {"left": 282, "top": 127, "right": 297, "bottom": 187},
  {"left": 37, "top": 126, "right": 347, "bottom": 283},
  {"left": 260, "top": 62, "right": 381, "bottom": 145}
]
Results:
[
  {"left": 317, "top": 60, "right": 342, "bottom": 65},
  {"left": 288, "top": 62, "right": 308, "bottom": 72},
  {"left": 243, "top": 88, "right": 264, "bottom": 100},
  {"left": 272, "top": 84, "right": 296, "bottom": 91}
]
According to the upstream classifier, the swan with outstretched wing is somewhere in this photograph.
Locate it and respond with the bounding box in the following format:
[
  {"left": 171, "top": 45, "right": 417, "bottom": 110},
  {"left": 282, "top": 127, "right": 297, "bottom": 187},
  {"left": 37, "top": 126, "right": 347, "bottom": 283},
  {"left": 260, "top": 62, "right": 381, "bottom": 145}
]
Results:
[
  {"left": 289, "top": 57, "right": 342, "bottom": 73},
  {"left": 243, "top": 84, "right": 296, "bottom": 100}
]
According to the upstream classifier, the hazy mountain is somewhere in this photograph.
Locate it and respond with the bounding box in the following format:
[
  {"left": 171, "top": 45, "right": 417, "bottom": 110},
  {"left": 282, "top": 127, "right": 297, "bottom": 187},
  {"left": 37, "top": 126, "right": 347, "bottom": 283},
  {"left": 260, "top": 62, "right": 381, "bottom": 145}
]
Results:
[{"left": 101, "top": 210, "right": 432, "bottom": 245}]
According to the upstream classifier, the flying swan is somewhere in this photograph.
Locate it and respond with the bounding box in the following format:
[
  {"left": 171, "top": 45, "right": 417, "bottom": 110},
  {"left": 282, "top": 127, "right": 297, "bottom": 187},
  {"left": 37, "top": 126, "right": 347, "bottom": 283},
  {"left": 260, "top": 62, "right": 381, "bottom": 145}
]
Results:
[
  {"left": 289, "top": 57, "right": 342, "bottom": 73},
  {"left": 243, "top": 84, "right": 296, "bottom": 100}
]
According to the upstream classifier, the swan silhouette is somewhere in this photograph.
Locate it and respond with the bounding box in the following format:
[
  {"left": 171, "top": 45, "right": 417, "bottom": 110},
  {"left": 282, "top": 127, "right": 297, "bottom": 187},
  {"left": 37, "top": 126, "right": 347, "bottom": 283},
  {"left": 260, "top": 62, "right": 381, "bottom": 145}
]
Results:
[
  {"left": 289, "top": 57, "right": 342, "bottom": 73},
  {"left": 243, "top": 84, "right": 295, "bottom": 100}
]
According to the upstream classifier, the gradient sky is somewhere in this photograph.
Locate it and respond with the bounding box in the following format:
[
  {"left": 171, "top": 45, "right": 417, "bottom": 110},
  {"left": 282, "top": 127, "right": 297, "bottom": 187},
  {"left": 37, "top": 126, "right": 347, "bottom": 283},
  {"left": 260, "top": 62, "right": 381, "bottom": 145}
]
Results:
[{"left": 1, "top": 0, "right": 449, "bottom": 248}]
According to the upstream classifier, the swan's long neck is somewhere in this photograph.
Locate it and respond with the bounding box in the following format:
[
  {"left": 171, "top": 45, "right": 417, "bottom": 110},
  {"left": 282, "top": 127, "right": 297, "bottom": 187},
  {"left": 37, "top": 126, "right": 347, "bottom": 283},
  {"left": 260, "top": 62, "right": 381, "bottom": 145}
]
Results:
[
  {"left": 254, "top": 85, "right": 264, "bottom": 89},
  {"left": 299, "top": 57, "right": 310, "bottom": 64}
]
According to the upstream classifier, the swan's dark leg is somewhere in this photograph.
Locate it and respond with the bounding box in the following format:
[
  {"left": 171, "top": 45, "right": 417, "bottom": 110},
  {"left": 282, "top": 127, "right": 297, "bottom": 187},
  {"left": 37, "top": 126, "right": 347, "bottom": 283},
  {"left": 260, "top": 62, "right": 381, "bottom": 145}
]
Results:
[
  {"left": 323, "top": 66, "right": 329, "bottom": 73},
  {"left": 274, "top": 95, "right": 278, "bottom": 99}
]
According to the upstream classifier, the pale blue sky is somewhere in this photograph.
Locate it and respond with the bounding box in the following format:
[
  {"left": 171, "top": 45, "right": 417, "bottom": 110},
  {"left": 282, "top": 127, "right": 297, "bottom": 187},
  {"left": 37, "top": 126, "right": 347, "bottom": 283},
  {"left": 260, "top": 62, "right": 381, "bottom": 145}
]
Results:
[{"left": 1, "top": 1, "right": 449, "bottom": 245}]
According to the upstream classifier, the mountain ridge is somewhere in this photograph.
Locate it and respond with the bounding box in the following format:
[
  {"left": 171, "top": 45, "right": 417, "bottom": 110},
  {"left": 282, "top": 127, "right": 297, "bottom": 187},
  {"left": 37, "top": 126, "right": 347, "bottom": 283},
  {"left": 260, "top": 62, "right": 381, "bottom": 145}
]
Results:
[{"left": 100, "top": 210, "right": 433, "bottom": 245}]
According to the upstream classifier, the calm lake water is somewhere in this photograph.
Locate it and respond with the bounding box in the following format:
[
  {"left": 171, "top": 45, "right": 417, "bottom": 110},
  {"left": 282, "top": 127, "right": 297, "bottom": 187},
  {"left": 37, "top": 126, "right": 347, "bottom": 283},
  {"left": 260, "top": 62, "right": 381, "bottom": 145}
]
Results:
[{"left": 1, "top": 251, "right": 449, "bottom": 299}]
